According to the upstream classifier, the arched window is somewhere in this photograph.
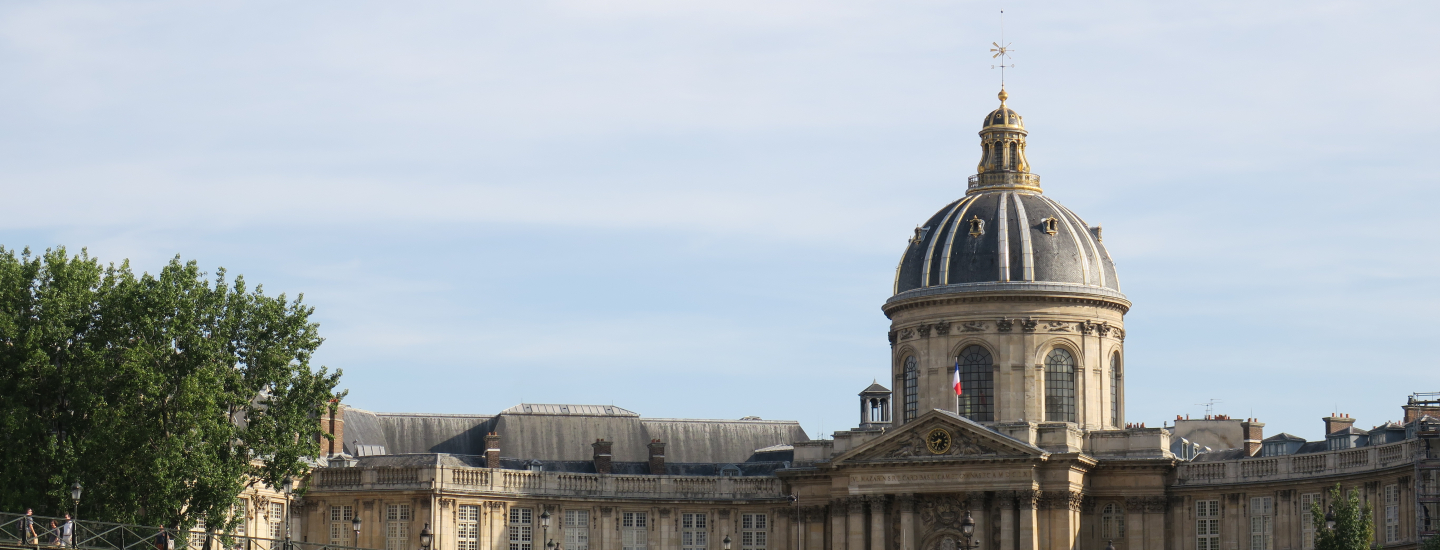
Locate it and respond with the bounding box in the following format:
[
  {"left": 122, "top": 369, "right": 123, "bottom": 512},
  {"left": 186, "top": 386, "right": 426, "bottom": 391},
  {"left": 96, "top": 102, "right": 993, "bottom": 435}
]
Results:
[
  {"left": 1044, "top": 348, "right": 1076, "bottom": 423},
  {"left": 1101, "top": 503, "right": 1126, "bottom": 540},
  {"left": 1110, "top": 353, "right": 1122, "bottom": 428},
  {"left": 955, "top": 345, "right": 995, "bottom": 422},
  {"left": 903, "top": 356, "right": 918, "bottom": 422}
]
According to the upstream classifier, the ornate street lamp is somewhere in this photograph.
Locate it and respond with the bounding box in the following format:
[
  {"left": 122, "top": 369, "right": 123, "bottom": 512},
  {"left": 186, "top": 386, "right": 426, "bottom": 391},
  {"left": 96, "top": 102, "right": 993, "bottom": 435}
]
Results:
[
  {"left": 958, "top": 511, "right": 980, "bottom": 550},
  {"left": 1325, "top": 505, "right": 1336, "bottom": 531},
  {"left": 352, "top": 517, "right": 362, "bottom": 547},
  {"left": 282, "top": 478, "right": 294, "bottom": 550},
  {"left": 1106, "top": 541, "right": 1116, "bottom": 550},
  {"left": 71, "top": 481, "right": 83, "bottom": 543},
  {"left": 540, "top": 511, "right": 552, "bottom": 550},
  {"left": 418, "top": 524, "right": 432, "bottom": 550},
  {"left": 722, "top": 535, "right": 732, "bottom": 550}
]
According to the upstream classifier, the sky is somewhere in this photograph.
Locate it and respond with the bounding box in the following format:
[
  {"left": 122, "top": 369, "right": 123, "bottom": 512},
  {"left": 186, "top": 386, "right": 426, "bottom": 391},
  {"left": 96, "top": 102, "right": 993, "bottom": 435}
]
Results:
[{"left": 2, "top": 1, "right": 1438, "bottom": 443}]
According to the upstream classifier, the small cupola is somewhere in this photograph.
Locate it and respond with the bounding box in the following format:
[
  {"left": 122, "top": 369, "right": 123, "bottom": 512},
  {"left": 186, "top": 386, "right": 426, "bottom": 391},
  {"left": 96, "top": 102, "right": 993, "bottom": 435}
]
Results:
[
  {"left": 859, "top": 381, "right": 892, "bottom": 429},
  {"left": 971, "top": 89, "right": 1040, "bottom": 194}
]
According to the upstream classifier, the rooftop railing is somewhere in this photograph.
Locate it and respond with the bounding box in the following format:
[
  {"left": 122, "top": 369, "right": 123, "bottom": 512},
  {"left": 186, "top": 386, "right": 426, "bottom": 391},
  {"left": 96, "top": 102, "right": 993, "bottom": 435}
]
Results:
[
  {"left": 310, "top": 466, "right": 786, "bottom": 501},
  {"left": 1175, "top": 439, "right": 1421, "bottom": 486},
  {"left": 966, "top": 172, "right": 1041, "bottom": 191},
  {"left": 0, "top": 512, "right": 378, "bottom": 550}
]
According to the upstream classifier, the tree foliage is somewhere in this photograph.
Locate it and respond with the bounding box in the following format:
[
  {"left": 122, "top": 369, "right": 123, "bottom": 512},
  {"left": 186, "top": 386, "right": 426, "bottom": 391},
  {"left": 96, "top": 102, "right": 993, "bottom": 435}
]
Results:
[
  {"left": 1311, "top": 483, "right": 1375, "bottom": 550},
  {"left": 0, "top": 246, "right": 343, "bottom": 531}
]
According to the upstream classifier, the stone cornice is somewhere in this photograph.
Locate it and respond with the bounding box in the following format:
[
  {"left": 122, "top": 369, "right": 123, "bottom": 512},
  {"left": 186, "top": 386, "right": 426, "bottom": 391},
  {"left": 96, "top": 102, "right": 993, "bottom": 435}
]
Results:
[{"left": 883, "top": 284, "right": 1131, "bottom": 318}]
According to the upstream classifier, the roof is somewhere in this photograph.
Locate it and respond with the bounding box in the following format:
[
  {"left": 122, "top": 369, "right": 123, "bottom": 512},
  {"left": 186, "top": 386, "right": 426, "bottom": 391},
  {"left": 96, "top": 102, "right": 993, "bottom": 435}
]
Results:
[
  {"left": 499, "top": 404, "right": 639, "bottom": 417},
  {"left": 859, "top": 382, "right": 890, "bottom": 394},
  {"left": 1263, "top": 433, "right": 1306, "bottom": 442},
  {"left": 343, "top": 405, "right": 808, "bottom": 464},
  {"left": 1328, "top": 426, "right": 1368, "bottom": 436}
]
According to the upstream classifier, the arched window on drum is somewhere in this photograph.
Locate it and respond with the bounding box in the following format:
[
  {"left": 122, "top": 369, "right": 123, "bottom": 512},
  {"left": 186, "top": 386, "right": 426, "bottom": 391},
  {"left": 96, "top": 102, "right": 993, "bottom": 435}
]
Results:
[
  {"left": 902, "top": 356, "right": 919, "bottom": 422},
  {"left": 1044, "top": 348, "right": 1077, "bottom": 423},
  {"left": 1111, "top": 352, "right": 1123, "bottom": 428},
  {"left": 955, "top": 345, "right": 994, "bottom": 422}
]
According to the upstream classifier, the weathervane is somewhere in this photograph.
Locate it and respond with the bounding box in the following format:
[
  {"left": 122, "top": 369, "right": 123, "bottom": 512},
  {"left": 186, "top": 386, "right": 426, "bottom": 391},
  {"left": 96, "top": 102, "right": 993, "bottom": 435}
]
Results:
[{"left": 990, "top": 8, "right": 1014, "bottom": 91}]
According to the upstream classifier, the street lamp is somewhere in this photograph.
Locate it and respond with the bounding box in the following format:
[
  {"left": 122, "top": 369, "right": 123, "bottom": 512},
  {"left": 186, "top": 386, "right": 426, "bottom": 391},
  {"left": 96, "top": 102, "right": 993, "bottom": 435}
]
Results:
[
  {"left": 540, "top": 510, "right": 552, "bottom": 550},
  {"left": 419, "top": 524, "right": 432, "bottom": 550},
  {"left": 1325, "top": 505, "right": 1336, "bottom": 531},
  {"left": 722, "top": 535, "right": 731, "bottom": 550},
  {"left": 282, "top": 478, "right": 294, "bottom": 550},
  {"left": 352, "top": 517, "right": 361, "bottom": 547},
  {"left": 1106, "top": 541, "right": 1115, "bottom": 550},
  {"left": 71, "top": 481, "right": 83, "bottom": 544},
  {"left": 957, "top": 511, "right": 979, "bottom": 550}
]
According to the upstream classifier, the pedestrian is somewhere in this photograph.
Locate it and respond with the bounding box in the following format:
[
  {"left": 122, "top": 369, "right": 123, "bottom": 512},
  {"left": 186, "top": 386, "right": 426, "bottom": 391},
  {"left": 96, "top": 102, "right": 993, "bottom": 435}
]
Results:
[
  {"left": 154, "top": 526, "right": 171, "bottom": 550},
  {"left": 20, "top": 509, "right": 38, "bottom": 546},
  {"left": 60, "top": 514, "right": 74, "bottom": 548},
  {"left": 49, "top": 520, "right": 60, "bottom": 546}
]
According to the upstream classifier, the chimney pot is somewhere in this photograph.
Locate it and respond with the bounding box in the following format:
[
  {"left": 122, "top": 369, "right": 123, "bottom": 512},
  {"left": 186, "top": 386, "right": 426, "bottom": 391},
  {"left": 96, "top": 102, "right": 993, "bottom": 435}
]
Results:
[
  {"left": 647, "top": 440, "right": 666, "bottom": 475},
  {"left": 592, "top": 439, "right": 614, "bottom": 474},
  {"left": 485, "top": 432, "right": 502, "bottom": 468}
]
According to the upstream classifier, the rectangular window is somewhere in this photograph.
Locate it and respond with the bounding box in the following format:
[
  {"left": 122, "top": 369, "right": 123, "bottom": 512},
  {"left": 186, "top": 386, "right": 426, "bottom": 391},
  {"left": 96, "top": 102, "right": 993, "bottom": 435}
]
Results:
[
  {"left": 741, "top": 514, "right": 767, "bottom": 550},
  {"left": 330, "top": 505, "right": 354, "bottom": 547},
  {"left": 622, "top": 512, "right": 647, "bottom": 550},
  {"left": 564, "top": 510, "right": 589, "bottom": 550},
  {"left": 1250, "top": 497, "right": 1273, "bottom": 550},
  {"left": 903, "top": 357, "right": 918, "bottom": 422},
  {"left": 1197, "top": 500, "right": 1220, "bottom": 550},
  {"left": 234, "top": 501, "right": 247, "bottom": 538},
  {"left": 386, "top": 504, "right": 412, "bottom": 550},
  {"left": 509, "top": 508, "right": 533, "bottom": 550},
  {"left": 1300, "top": 493, "right": 1319, "bottom": 550},
  {"left": 458, "top": 505, "right": 480, "bottom": 550},
  {"left": 1385, "top": 485, "right": 1399, "bottom": 543},
  {"left": 271, "top": 503, "right": 287, "bottom": 540},
  {"left": 681, "top": 513, "right": 707, "bottom": 550}
]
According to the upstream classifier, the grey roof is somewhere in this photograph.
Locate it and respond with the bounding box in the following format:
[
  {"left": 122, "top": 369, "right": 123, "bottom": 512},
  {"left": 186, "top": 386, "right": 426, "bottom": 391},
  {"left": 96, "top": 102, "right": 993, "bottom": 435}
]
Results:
[
  {"left": 1263, "top": 433, "right": 1306, "bottom": 442},
  {"left": 891, "top": 191, "right": 1122, "bottom": 300},
  {"left": 860, "top": 383, "right": 890, "bottom": 394},
  {"left": 1328, "top": 426, "right": 1368, "bottom": 436},
  {"left": 343, "top": 405, "right": 808, "bottom": 464}
]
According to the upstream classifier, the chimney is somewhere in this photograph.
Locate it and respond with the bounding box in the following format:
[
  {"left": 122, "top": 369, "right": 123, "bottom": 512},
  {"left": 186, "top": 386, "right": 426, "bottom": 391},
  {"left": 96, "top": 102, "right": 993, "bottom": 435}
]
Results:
[
  {"left": 322, "top": 400, "right": 346, "bottom": 456},
  {"left": 1324, "top": 414, "right": 1356, "bottom": 434},
  {"left": 1241, "top": 418, "right": 1264, "bottom": 456},
  {"left": 648, "top": 439, "right": 666, "bottom": 475},
  {"left": 485, "top": 432, "right": 501, "bottom": 468},
  {"left": 592, "top": 439, "right": 613, "bottom": 474}
]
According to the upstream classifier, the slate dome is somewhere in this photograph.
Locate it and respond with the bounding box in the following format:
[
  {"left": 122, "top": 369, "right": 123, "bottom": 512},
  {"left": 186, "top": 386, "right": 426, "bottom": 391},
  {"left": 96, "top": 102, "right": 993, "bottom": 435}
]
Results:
[{"left": 889, "top": 90, "right": 1125, "bottom": 304}]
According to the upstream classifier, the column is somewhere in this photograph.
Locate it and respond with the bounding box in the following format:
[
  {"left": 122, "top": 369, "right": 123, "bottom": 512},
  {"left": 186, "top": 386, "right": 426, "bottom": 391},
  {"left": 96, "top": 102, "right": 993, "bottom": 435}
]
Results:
[
  {"left": 830, "top": 503, "right": 847, "bottom": 550},
  {"left": 1018, "top": 491, "right": 1038, "bottom": 550},
  {"left": 806, "top": 507, "right": 825, "bottom": 550},
  {"left": 1000, "top": 492, "right": 1016, "bottom": 550},
  {"left": 1125, "top": 498, "right": 1144, "bottom": 550},
  {"left": 869, "top": 497, "right": 888, "bottom": 550},
  {"left": 775, "top": 510, "right": 791, "bottom": 550},
  {"left": 1145, "top": 499, "right": 1165, "bottom": 550},
  {"left": 659, "top": 509, "right": 671, "bottom": 550},
  {"left": 897, "top": 495, "right": 916, "bottom": 550},
  {"left": 600, "top": 507, "right": 614, "bottom": 550},
  {"left": 847, "top": 499, "right": 865, "bottom": 550}
]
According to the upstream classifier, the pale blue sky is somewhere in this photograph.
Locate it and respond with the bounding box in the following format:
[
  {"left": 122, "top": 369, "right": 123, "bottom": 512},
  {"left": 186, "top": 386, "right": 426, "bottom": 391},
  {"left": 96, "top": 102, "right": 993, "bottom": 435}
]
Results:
[{"left": 3, "top": 1, "right": 1437, "bottom": 442}]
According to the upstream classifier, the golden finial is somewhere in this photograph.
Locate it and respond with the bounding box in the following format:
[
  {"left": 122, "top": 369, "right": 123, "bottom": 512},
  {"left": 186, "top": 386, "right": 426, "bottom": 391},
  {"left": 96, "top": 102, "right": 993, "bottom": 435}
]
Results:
[{"left": 998, "top": 88, "right": 1008, "bottom": 104}]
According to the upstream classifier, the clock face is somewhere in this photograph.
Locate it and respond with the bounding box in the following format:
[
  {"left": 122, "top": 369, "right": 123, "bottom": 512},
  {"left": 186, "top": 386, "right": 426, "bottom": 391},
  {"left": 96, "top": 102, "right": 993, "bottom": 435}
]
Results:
[{"left": 926, "top": 428, "right": 952, "bottom": 455}]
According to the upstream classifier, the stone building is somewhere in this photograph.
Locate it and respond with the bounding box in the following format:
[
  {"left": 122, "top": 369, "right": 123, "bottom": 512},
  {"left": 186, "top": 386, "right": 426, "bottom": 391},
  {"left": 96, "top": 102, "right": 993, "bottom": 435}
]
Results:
[{"left": 263, "top": 91, "right": 1440, "bottom": 550}]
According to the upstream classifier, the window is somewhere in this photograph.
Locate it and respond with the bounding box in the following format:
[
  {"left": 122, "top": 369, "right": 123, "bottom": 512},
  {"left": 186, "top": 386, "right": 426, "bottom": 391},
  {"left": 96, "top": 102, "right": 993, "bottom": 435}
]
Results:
[
  {"left": 1250, "top": 497, "right": 1273, "bottom": 550},
  {"left": 1385, "top": 485, "right": 1400, "bottom": 543},
  {"left": 1110, "top": 353, "right": 1122, "bottom": 428},
  {"left": 271, "top": 503, "right": 287, "bottom": 540},
  {"left": 741, "top": 514, "right": 767, "bottom": 550},
  {"left": 233, "top": 501, "right": 247, "bottom": 538},
  {"left": 509, "top": 508, "right": 533, "bottom": 550},
  {"left": 1300, "top": 493, "right": 1319, "bottom": 550},
  {"left": 386, "top": 504, "right": 411, "bottom": 550},
  {"left": 622, "top": 512, "right": 647, "bottom": 550},
  {"left": 1197, "top": 500, "right": 1220, "bottom": 550},
  {"left": 956, "top": 345, "right": 994, "bottom": 422},
  {"left": 564, "top": 510, "right": 589, "bottom": 550},
  {"left": 1101, "top": 504, "right": 1125, "bottom": 540},
  {"left": 330, "top": 505, "right": 354, "bottom": 547},
  {"left": 681, "top": 513, "right": 707, "bottom": 550},
  {"left": 1044, "top": 348, "right": 1076, "bottom": 423},
  {"left": 902, "top": 356, "right": 918, "bottom": 422},
  {"left": 458, "top": 505, "right": 480, "bottom": 550}
]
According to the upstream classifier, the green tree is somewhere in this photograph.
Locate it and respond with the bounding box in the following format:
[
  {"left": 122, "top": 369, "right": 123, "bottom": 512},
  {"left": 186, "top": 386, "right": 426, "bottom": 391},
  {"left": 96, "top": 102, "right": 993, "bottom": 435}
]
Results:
[
  {"left": 0, "top": 246, "right": 343, "bottom": 532},
  {"left": 1311, "top": 483, "right": 1375, "bottom": 550},
  {"left": 1421, "top": 534, "right": 1440, "bottom": 550}
]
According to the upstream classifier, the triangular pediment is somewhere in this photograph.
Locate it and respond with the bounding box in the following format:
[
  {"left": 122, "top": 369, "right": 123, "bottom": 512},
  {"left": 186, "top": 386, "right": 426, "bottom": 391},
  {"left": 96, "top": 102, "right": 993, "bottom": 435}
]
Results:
[{"left": 833, "top": 409, "right": 1046, "bottom": 464}]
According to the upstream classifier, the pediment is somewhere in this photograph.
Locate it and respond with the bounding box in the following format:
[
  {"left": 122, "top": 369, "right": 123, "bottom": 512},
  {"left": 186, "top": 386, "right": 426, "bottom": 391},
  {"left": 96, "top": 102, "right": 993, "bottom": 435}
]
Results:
[{"left": 833, "top": 409, "right": 1046, "bottom": 464}]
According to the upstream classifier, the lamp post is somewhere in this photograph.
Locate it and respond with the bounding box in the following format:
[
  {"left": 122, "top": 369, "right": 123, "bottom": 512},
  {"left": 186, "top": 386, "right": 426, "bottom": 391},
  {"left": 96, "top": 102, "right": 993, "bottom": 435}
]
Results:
[
  {"left": 71, "top": 481, "right": 83, "bottom": 546},
  {"left": 1325, "top": 505, "right": 1336, "bottom": 531},
  {"left": 722, "top": 535, "right": 731, "bottom": 550},
  {"left": 957, "top": 511, "right": 979, "bottom": 550},
  {"left": 352, "top": 517, "right": 362, "bottom": 548},
  {"left": 539, "top": 511, "right": 551, "bottom": 550},
  {"left": 282, "top": 478, "right": 293, "bottom": 550},
  {"left": 419, "top": 524, "right": 432, "bottom": 550},
  {"left": 1106, "top": 541, "right": 1116, "bottom": 550}
]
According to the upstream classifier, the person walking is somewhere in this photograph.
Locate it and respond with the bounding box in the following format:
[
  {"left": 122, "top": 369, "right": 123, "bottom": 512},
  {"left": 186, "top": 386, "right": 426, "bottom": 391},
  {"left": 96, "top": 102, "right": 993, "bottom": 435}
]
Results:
[
  {"left": 154, "top": 526, "right": 171, "bottom": 550},
  {"left": 20, "top": 509, "right": 38, "bottom": 546},
  {"left": 60, "top": 514, "right": 74, "bottom": 548}
]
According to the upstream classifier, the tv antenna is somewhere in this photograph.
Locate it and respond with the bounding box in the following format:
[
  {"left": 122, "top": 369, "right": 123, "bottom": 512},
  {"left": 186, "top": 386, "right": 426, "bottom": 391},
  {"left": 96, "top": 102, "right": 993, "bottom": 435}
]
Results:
[
  {"left": 1196, "top": 399, "right": 1223, "bottom": 417},
  {"left": 990, "top": 8, "right": 1014, "bottom": 89}
]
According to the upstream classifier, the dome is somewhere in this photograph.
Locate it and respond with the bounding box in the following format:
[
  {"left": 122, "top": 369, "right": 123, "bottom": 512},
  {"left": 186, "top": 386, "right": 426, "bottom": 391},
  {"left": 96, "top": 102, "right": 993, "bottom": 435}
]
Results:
[{"left": 888, "top": 90, "right": 1126, "bottom": 305}]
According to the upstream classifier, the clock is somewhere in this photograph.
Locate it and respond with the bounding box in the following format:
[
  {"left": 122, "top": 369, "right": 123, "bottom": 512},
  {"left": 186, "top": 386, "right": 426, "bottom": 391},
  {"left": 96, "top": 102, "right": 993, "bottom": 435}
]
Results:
[{"left": 926, "top": 428, "right": 952, "bottom": 455}]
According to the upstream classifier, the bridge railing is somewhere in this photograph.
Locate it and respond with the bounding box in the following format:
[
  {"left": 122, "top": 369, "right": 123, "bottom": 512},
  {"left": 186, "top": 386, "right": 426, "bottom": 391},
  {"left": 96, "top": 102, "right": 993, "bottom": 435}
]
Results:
[{"left": 0, "top": 513, "right": 379, "bottom": 550}]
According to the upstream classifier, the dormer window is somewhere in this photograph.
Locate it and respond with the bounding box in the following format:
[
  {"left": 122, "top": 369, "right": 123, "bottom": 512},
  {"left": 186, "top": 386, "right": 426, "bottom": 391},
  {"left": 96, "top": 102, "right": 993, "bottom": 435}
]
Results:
[
  {"left": 968, "top": 216, "right": 985, "bottom": 237},
  {"left": 719, "top": 464, "right": 741, "bottom": 477},
  {"left": 528, "top": 459, "right": 543, "bottom": 472},
  {"left": 1043, "top": 217, "right": 1059, "bottom": 235}
]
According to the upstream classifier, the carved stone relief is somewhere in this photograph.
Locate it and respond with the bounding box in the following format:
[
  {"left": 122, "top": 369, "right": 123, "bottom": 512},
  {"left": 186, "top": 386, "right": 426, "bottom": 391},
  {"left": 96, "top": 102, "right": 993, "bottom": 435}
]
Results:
[
  {"left": 900, "top": 328, "right": 915, "bottom": 340},
  {"left": 961, "top": 321, "right": 986, "bottom": 332},
  {"left": 1044, "top": 321, "right": 1071, "bottom": 332},
  {"left": 1020, "top": 319, "right": 1038, "bottom": 333},
  {"left": 935, "top": 321, "right": 951, "bottom": 335},
  {"left": 996, "top": 319, "right": 1014, "bottom": 332},
  {"left": 918, "top": 324, "right": 932, "bottom": 338},
  {"left": 918, "top": 495, "right": 968, "bottom": 531}
]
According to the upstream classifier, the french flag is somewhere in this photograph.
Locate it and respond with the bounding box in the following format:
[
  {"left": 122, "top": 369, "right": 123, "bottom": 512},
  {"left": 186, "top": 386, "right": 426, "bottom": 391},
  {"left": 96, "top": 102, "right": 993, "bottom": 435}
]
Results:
[{"left": 952, "top": 358, "right": 963, "bottom": 395}]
